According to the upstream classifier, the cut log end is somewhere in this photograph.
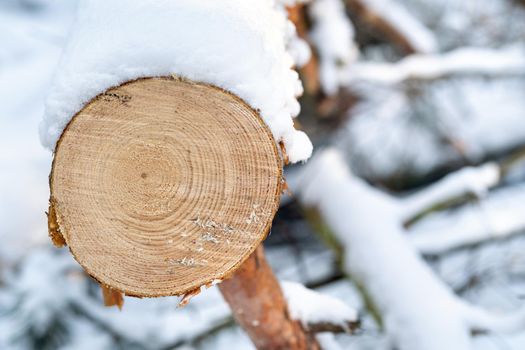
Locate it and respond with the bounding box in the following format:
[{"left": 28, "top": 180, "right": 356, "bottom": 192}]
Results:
[{"left": 49, "top": 77, "right": 282, "bottom": 298}]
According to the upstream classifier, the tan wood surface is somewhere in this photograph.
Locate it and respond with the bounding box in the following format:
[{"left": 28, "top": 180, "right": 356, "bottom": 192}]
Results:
[{"left": 49, "top": 77, "right": 282, "bottom": 297}]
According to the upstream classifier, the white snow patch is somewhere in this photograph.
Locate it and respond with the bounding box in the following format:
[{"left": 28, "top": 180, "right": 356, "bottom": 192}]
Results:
[
  {"left": 40, "top": 0, "right": 312, "bottom": 162},
  {"left": 281, "top": 281, "right": 358, "bottom": 331}
]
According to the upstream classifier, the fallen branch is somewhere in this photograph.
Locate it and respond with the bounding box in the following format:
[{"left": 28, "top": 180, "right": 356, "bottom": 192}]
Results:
[
  {"left": 401, "top": 144, "right": 525, "bottom": 227},
  {"left": 409, "top": 184, "right": 525, "bottom": 256},
  {"left": 400, "top": 162, "right": 500, "bottom": 224},
  {"left": 292, "top": 148, "right": 525, "bottom": 350},
  {"left": 345, "top": 0, "right": 437, "bottom": 54},
  {"left": 344, "top": 45, "right": 525, "bottom": 86}
]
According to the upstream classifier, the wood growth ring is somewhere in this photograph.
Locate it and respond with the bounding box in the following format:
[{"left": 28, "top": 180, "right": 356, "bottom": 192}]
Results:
[{"left": 49, "top": 77, "right": 282, "bottom": 297}]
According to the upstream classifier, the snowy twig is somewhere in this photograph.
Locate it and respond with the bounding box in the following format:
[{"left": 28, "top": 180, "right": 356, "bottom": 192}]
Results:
[
  {"left": 409, "top": 184, "right": 525, "bottom": 255},
  {"left": 345, "top": 0, "right": 437, "bottom": 54},
  {"left": 344, "top": 45, "right": 525, "bottom": 86},
  {"left": 400, "top": 162, "right": 500, "bottom": 224}
]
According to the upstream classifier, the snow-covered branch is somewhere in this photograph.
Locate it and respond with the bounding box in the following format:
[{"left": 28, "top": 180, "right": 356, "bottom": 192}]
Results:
[
  {"left": 292, "top": 148, "right": 525, "bottom": 350},
  {"left": 345, "top": 0, "right": 437, "bottom": 54},
  {"left": 409, "top": 184, "right": 525, "bottom": 255},
  {"left": 344, "top": 45, "right": 525, "bottom": 86},
  {"left": 400, "top": 162, "right": 500, "bottom": 224}
]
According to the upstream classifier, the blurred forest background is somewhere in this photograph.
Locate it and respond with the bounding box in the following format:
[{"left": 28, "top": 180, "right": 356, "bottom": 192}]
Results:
[{"left": 1, "top": 0, "right": 525, "bottom": 349}]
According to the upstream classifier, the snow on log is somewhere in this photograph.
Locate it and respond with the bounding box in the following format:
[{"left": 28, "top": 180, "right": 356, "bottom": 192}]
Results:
[
  {"left": 281, "top": 280, "right": 360, "bottom": 334},
  {"left": 48, "top": 77, "right": 282, "bottom": 298},
  {"left": 345, "top": 45, "right": 525, "bottom": 86},
  {"left": 292, "top": 148, "right": 525, "bottom": 350},
  {"left": 286, "top": 3, "right": 320, "bottom": 95},
  {"left": 40, "top": 0, "right": 312, "bottom": 163},
  {"left": 345, "top": 0, "right": 438, "bottom": 54},
  {"left": 219, "top": 247, "right": 320, "bottom": 350},
  {"left": 280, "top": 2, "right": 312, "bottom": 70}
]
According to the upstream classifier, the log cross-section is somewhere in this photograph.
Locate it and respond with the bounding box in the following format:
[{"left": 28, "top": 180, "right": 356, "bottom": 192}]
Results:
[{"left": 48, "top": 77, "right": 282, "bottom": 298}]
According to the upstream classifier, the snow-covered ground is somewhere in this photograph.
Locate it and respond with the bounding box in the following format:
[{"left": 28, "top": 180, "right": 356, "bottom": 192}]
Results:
[{"left": 2, "top": 0, "right": 525, "bottom": 349}]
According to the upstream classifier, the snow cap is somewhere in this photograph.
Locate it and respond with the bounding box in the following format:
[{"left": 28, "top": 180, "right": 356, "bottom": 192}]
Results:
[{"left": 40, "top": 0, "right": 312, "bottom": 163}]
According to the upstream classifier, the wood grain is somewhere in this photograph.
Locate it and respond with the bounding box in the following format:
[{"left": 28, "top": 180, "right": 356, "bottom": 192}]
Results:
[{"left": 49, "top": 77, "right": 282, "bottom": 297}]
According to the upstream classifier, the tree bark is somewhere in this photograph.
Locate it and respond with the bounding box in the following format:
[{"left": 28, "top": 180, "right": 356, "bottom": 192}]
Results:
[{"left": 219, "top": 246, "right": 320, "bottom": 350}]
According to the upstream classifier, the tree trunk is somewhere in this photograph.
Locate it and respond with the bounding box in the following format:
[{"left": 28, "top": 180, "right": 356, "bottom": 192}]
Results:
[{"left": 219, "top": 246, "right": 320, "bottom": 350}]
